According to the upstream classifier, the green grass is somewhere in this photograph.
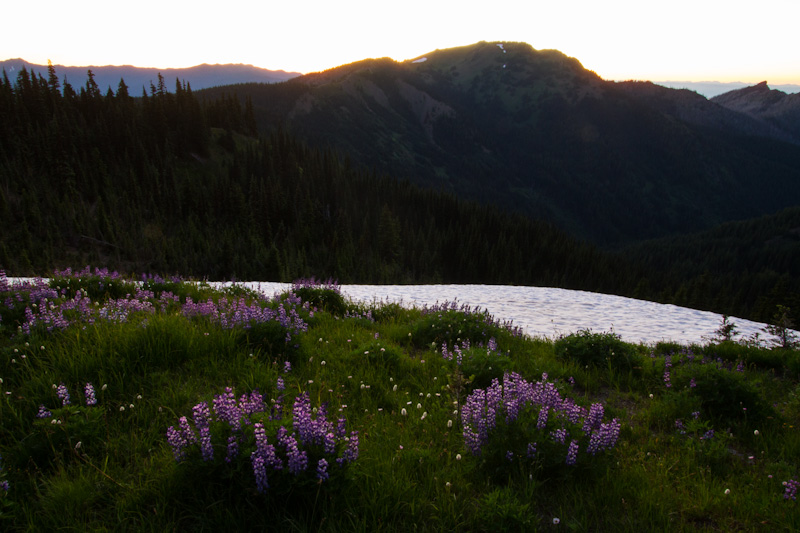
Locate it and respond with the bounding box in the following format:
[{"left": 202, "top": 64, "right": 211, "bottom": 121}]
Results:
[{"left": 1, "top": 278, "right": 798, "bottom": 531}]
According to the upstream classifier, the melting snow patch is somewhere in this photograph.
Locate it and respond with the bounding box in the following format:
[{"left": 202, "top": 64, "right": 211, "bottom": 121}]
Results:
[
  {"left": 497, "top": 43, "right": 505, "bottom": 51},
  {"left": 12, "top": 277, "right": 786, "bottom": 346},
  {"left": 220, "top": 282, "right": 781, "bottom": 346},
  {"left": 412, "top": 57, "right": 428, "bottom": 64}
]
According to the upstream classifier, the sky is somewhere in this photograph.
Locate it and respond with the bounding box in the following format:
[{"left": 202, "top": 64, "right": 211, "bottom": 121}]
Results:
[{"left": 3, "top": 0, "right": 798, "bottom": 85}]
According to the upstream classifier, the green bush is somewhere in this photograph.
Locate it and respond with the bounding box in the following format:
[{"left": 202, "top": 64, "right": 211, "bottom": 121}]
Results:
[
  {"left": 460, "top": 346, "right": 512, "bottom": 391},
  {"left": 554, "top": 330, "right": 642, "bottom": 373},
  {"left": 50, "top": 274, "right": 137, "bottom": 301},
  {"left": 409, "top": 310, "right": 499, "bottom": 348},
  {"left": 368, "top": 302, "right": 413, "bottom": 323},
  {"left": 685, "top": 363, "right": 775, "bottom": 425},
  {"left": 292, "top": 287, "right": 347, "bottom": 316}
]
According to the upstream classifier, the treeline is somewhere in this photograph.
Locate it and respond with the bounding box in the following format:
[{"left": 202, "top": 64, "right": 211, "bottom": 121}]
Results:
[
  {"left": 619, "top": 209, "right": 800, "bottom": 325},
  {"left": 0, "top": 65, "right": 621, "bottom": 289},
  {"left": 0, "top": 65, "right": 797, "bottom": 325}
]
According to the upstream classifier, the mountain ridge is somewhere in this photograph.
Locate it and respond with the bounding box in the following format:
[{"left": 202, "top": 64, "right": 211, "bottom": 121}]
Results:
[
  {"left": 711, "top": 82, "right": 800, "bottom": 142},
  {"left": 0, "top": 58, "right": 300, "bottom": 92},
  {"left": 197, "top": 41, "right": 800, "bottom": 246}
]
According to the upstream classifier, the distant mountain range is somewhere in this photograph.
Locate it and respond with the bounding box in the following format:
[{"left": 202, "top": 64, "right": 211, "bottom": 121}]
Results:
[
  {"left": 0, "top": 58, "right": 300, "bottom": 92},
  {"left": 4, "top": 57, "right": 797, "bottom": 99},
  {"left": 654, "top": 80, "right": 799, "bottom": 98},
  {"left": 195, "top": 41, "right": 800, "bottom": 246},
  {"left": 5, "top": 48, "right": 800, "bottom": 248},
  {"left": 710, "top": 81, "right": 800, "bottom": 142}
]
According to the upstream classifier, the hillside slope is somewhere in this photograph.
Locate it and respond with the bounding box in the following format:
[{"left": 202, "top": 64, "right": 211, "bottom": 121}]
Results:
[
  {"left": 201, "top": 42, "right": 800, "bottom": 246},
  {"left": 711, "top": 81, "right": 800, "bottom": 143}
]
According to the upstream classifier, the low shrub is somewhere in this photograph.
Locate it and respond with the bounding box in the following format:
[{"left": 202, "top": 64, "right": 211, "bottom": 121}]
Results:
[{"left": 554, "top": 330, "right": 642, "bottom": 373}]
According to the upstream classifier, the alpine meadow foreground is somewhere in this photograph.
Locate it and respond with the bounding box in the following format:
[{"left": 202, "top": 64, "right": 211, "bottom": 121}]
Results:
[{"left": 1, "top": 268, "right": 799, "bottom": 531}]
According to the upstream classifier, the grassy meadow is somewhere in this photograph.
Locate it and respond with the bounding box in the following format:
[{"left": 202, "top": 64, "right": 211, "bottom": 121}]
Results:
[{"left": 1, "top": 268, "right": 799, "bottom": 531}]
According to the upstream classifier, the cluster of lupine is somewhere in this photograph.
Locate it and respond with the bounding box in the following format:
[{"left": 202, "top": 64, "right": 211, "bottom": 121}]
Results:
[
  {"left": 651, "top": 350, "right": 745, "bottom": 390},
  {"left": 34, "top": 382, "right": 100, "bottom": 421},
  {"left": 1, "top": 270, "right": 59, "bottom": 328},
  {"left": 166, "top": 387, "right": 359, "bottom": 493},
  {"left": 441, "top": 340, "right": 470, "bottom": 365},
  {"left": 181, "top": 294, "right": 308, "bottom": 341},
  {"left": 19, "top": 291, "right": 156, "bottom": 334},
  {"left": 441, "top": 337, "right": 501, "bottom": 365},
  {"left": 674, "top": 411, "right": 716, "bottom": 441},
  {"left": 783, "top": 479, "right": 798, "bottom": 501},
  {"left": 420, "top": 300, "right": 524, "bottom": 338},
  {"left": 343, "top": 308, "right": 375, "bottom": 322},
  {"left": 53, "top": 266, "right": 122, "bottom": 280},
  {"left": 461, "top": 372, "right": 620, "bottom": 466},
  {"left": 291, "top": 277, "right": 341, "bottom": 294},
  {"left": 3, "top": 270, "right": 310, "bottom": 346}
]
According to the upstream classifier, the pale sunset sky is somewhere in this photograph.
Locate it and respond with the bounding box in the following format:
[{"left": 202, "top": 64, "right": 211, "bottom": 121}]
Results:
[{"left": 3, "top": 0, "right": 798, "bottom": 84}]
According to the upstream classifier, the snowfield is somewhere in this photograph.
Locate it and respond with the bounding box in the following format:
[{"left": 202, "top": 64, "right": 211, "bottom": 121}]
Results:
[
  {"left": 8, "top": 277, "right": 787, "bottom": 346},
  {"left": 228, "top": 282, "right": 779, "bottom": 346}
]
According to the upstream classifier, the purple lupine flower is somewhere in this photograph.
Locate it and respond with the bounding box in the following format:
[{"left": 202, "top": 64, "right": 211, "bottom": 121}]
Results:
[
  {"left": 506, "top": 450, "right": 514, "bottom": 462},
  {"left": 784, "top": 479, "right": 798, "bottom": 501},
  {"left": 166, "top": 416, "right": 198, "bottom": 462},
  {"left": 178, "top": 416, "right": 197, "bottom": 445},
  {"left": 254, "top": 422, "right": 283, "bottom": 471},
  {"left": 342, "top": 431, "right": 359, "bottom": 463},
  {"left": 84, "top": 383, "right": 97, "bottom": 406},
  {"left": 454, "top": 345, "right": 464, "bottom": 366},
  {"left": 0, "top": 480, "right": 8, "bottom": 493},
  {"left": 527, "top": 442, "right": 537, "bottom": 458},
  {"left": 551, "top": 427, "right": 567, "bottom": 444},
  {"left": 316, "top": 458, "right": 330, "bottom": 481},
  {"left": 536, "top": 407, "right": 549, "bottom": 430},
  {"left": 292, "top": 392, "right": 317, "bottom": 445},
  {"left": 238, "top": 390, "right": 265, "bottom": 418},
  {"left": 582, "top": 403, "right": 604, "bottom": 433},
  {"left": 463, "top": 426, "right": 483, "bottom": 456},
  {"left": 192, "top": 402, "right": 213, "bottom": 461},
  {"left": 700, "top": 429, "right": 715, "bottom": 440},
  {"left": 270, "top": 394, "right": 284, "bottom": 421},
  {"left": 166, "top": 426, "right": 188, "bottom": 461},
  {"left": 487, "top": 337, "right": 498, "bottom": 352},
  {"left": 225, "top": 435, "right": 239, "bottom": 463},
  {"left": 213, "top": 387, "right": 242, "bottom": 431},
  {"left": 56, "top": 383, "right": 70, "bottom": 406},
  {"left": 598, "top": 418, "right": 621, "bottom": 450},
  {"left": 565, "top": 440, "right": 579, "bottom": 465},
  {"left": 252, "top": 454, "right": 269, "bottom": 493},
  {"left": 276, "top": 376, "right": 285, "bottom": 392},
  {"left": 561, "top": 399, "right": 585, "bottom": 425},
  {"left": 336, "top": 417, "right": 347, "bottom": 439},
  {"left": 284, "top": 361, "right": 292, "bottom": 374},
  {"left": 37, "top": 404, "right": 52, "bottom": 418},
  {"left": 285, "top": 434, "right": 309, "bottom": 475},
  {"left": 441, "top": 343, "right": 452, "bottom": 361},
  {"left": 324, "top": 432, "right": 337, "bottom": 455}
]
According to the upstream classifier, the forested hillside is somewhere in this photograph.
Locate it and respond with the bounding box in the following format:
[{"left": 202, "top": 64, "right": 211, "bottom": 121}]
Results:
[
  {"left": 1, "top": 64, "right": 797, "bottom": 324},
  {"left": 0, "top": 65, "right": 616, "bottom": 288},
  {"left": 197, "top": 42, "right": 800, "bottom": 246}
]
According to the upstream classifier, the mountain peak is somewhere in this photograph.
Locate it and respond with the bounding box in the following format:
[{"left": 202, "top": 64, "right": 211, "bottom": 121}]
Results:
[{"left": 709, "top": 81, "right": 800, "bottom": 143}]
